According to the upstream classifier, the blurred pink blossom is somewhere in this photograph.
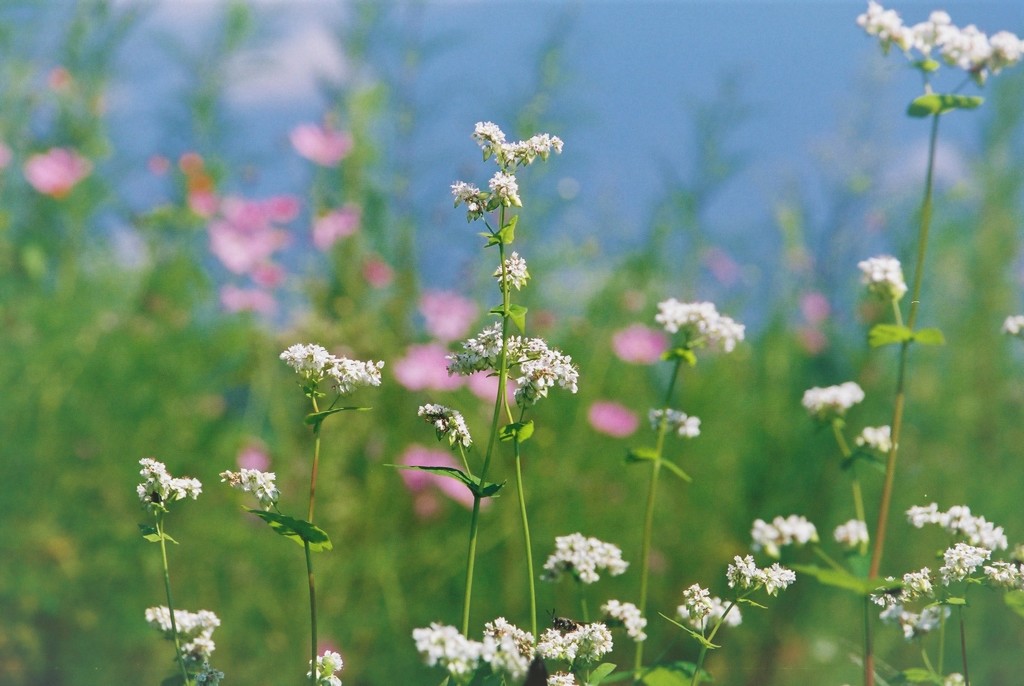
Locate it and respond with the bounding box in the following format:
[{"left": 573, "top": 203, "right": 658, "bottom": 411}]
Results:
[
  {"left": 704, "top": 247, "right": 741, "bottom": 286},
  {"left": 799, "top": 292, "right": 830, "bottom": 325},
  {"left": 251, "top": 263, "right": 286, "bottom": 288},
  {"left": 612, "top": 324, "right": 668, "bottom": 364},
  {"left": 393, "top": 344, "right": 463, "bottom": 392},
  {"left": 419, "top": 290, "right": 478, "bottom": 342},
  {"left": 220, "top": 285, "right": 276, "bottom": 314},
  {"left": 23, "top": 147, "right": 92, "bottom": 198},
  {"left": 0, "top": 142, "right": 12, "bottom": 170},
  {"left": 797, "top": 327, "right": 828, "bottom": 355},
  {"left": 290, "top": 122, "right": 353, "bottom": 167},
  {"left": 236, "top": 442, "right": 271, "bottom": 471},
  {"left": 587, "top": 401, "right": 639, "bottom": 437},
  {"left": 188, "top": 191, "right": 218, "bottom": 218},
  {"left": 467, "top": 370, "right": 516, "bottom": 405},
  {"left": 399, "top": 444, "right": 481, "bottom": 511},
  {"left": 363, "top": 257, "right": 393, "bottom": 288},
  {"left": 147, "top": 155, "right": 170, "bottom": 176},
  {"left": 47, "top": 66, "right": 72, "bottom": 91},
  {"left": 208, "top": 195, "right": 295, "bottom": 276},
  {"left": 313, "top": 205, "right": 360, "bottom": 251}
]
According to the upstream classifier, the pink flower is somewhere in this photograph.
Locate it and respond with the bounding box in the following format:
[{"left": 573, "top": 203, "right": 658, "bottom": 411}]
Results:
[
  {"left": 419, "top": 290, "right": 478, "bottom": 342},
  {"left": 799, "top": 292, "right": 830, "bottom": 325},
  {"left": 363, "top": 257, "right": 393, "bottom": 288},
  {"left": 207, "top": 195, "right": 294, "bottom": 276},
  {"left": 251, "top": 263, "right": 286, "bottom": 288},
  {"left": 290, "top": 122, "right": 353, "bottom": 167},
  {"left": 23, "top": 147, "right": 92, "bottom": 198},
  {"left": 399, "top": 445, "right": 480, "bottom": 511},
  {"left": 0, "top": 142, "right": 12, "bottom": 170},
  {"left": 147, "top": 155, "right": 170, "bottom": 176},
  {"left": 393, "top": 344, "right": 464, "bottom": 392},
  {"left": 611, "top": 324, "right": 668, "bottom": 364},
  {"left": 704, "top": 247, "right": 741, "bottom": 286},
  {"left": 466, "top": 371, "right": 516, "bottom": 405},
  {"left": 188, "top": 190, "right": 218, "bottom": 218},
  {"left": 237, "top": 442, "right": 271, "bottom": 471},
  {"left": 588, "top": 401, "right": 639, "bottom": 438},
  {"left": 312, "top": 205, "right": 360, "bottom": 251},
  {"left": 220, "top": 285, "right": 276, "bottom": 314}
]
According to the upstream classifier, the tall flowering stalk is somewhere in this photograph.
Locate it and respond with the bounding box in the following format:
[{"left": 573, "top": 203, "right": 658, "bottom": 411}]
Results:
[
  {"left": 631, "top": 299, "right": 744, "bottom": 679},
  {"left": 852, "top": 4, "right": 1023, "bottom": 685}
]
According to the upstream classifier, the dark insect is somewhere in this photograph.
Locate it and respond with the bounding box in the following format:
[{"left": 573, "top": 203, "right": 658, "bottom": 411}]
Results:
[
  {"left": 150, "top": 491, "right": 162, "bottom": 504},
  {"left": 523, "top": 654, "right": 549, "bottom": 686},
  {"left": 548, "top": 608, "right": 581, "bottom": 633}
]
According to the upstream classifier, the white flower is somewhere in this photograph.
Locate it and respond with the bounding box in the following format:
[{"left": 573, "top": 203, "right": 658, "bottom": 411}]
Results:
[
  {"left": 858, "top": 255, "right": 907, "bottom": 301},
  {"left": 906, "top": 502, "right": 943, "bottom": 528},
  {"left": 280, "top": 343, "right": 383, "bottom": 395},
  {"left": 412, "top": 623, "right": 484, "bottom": 677},
  {"left": 762, "top": 564, "right": 797, "bottom": 595},
  {"left": 601, "top": 600, "right": 647, "bottom": 642},
  {"left": 940, "top": 542, "right": 991, "bottom": 585},
  {"left": 536, "top": 623, "right": 613, "bottom": 665},
  {"left": 137, "top": 458, "right": 202, "bottom": 513},
  {"left": 489, "top": 171, "right": 521, "bottom": 207},
  {"left": 220, "top": 468, "right": 280, "bottom": 509},
  {"left": 751, "top": 515, "right": 819, "bottom": 558},
  {"left": 726, "top": 555, "right": 795, "bottom": 596},
  {"left": 801, "top": 381, "right": 865, "bottom": 420},
  {"left": 547, "top": 673, "right": 577, "bottom": 686},
  {"left": 648, "top": 408, "right": 701, "bottom": 438},
  {"left": 308, "top": 650, "right": 344, "bottom": 686},
  {"left": 879, "top": 603, "right": 948, "bottom": 640},
  {"left": 833, "top": 519, "right": 869, "bottom": 551},
  {"left": 855, "top": 425, "right": 892, "bottom": 453},
  {"left": 677, "top": 588, "right": 741, "bottom": 631},
  {"left": 655, "top": 298, "right": 744, "bottom": 353},
  {"left": 418, "top": 404, "right": 473, "bottom": 448},
  {"left": 498, "top": 133, "right": 564, "bottom": 168},
  {"left": 907, "top": 503, "right": 1007, "bottom": 550},
  {"left": 511, "top": 338, "right": 579, "bottom": 408},
  {"left": 472, "top": 121, "right": 507, "bottom": 160},
  {"left": 495, "top": 252, "right": 530, "bottom": 292},
  {"left": 1002, "top": 315, "right": 1024, "bottom": 336},
  {"left": 447, "top": 322, "right": 505, "bottom": 376},
  {"left": 943, "top": 674, "right": 966, "bottom": 686},
  {"left": 983, "top": 561, "right": 1024, "bottom": 589},
  {"left": 541, "top": 533, "right": 629, "bottom": 584},
  {"left": 325, "top": 356, "right": 385, "bottom": 395},
  {"left": 483, "top": 617, "right": 535, "bottom": 662},
  {"left": 857, "top": 1, "right": 913, "bottom": 54},
  {"left": 901, "top": 568, "right": 934, "bottom": 602},
  {"left": 145, "top": 606, "right": 220, "bottom": 666},
  {"left": 451, "top": 180, "right": 485, "bottom": 221}
]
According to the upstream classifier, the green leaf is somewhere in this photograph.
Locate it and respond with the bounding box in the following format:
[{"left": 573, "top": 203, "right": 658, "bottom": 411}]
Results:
[
  {"left": 944, "top": 596, "right": 967, "bottom": 606},
  {"left": 387, "top": 464, "right": 504, "bottom": 498},
  {"left": 246, "top": 510, "right": 333, "bottom": 551},
  {"left": 869, "top": 324, "right": 913, "bottom": 348},
  {"left": 735, "top": 597, "right": 767, "bottom": 610},
  {"left": 138, "top": 524, "right": 176, "bottom": 544},
  {"left": 912, "top": 327, "right": 945, "bottom": 345},
  {"left": 498, "top": 214, "right": 518, "bottom": 244},
  {"left": 659, "top": 458, "right": 693, "bottom": 483},
  {"left": 304, "top": 406, "right": 372, "bottom": 429},
  {"left": 900, "top": 667, "right": 942, "bottom": 684},
  {"left": 907, "top": 93, "right": 984, "bottom": 117},
  {"left": 1005, "top": 590, "right": 1024, "bottom": 620},
  {"left": 499, "top": 420, "right": 534, "bottom": 444},
  {"left": 507, "top": 303, "right": 528, "bottom": 332},
  {"left": 639, "top": 662, "right": 709, "bottom": 685},
  {"left": 913, "top": 58, "right": 940, "bottom": 73},
  {"left": 586, "top": 663, "right": 617, "bottom": 685},
  {"left": 658, "top": 613, "right": 720, "bottom": 649},
  {"left": 790, "top": 564, "right": 899, "bottom": 596},
  {"left": 626, "top": 447, "right": 659, "bottom": 464},
  {"left": 661, "top": 347, "right": 697, "bottom": 366}
]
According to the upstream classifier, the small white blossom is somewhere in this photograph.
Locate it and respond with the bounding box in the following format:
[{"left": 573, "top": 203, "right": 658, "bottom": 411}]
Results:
[
  {"left": 498, "top": 133, "right": 564, "bottom": 168},
  {"left": 451, "top": 181, "right": 485, "bottom": 221},
  {"left": 495, "top": 252, "right": 530, "bottom": 292},
  {"left": 983, "top": 561, "right": 1024, "bottom": 589},
  {"left": 472, "top": 121, "right": 507, "bottom": 160},
  {"left": 220, "top": 468, "right": 280, "bottom": 509},
  {"left": 145, "top": 606, "right": 220, "bottom": 667},
  {"left": 511, "top": 338, "right": 579, "bottom": 408},
  {"left": 943, "top": 674, "right": 966, "bottom": 686},
  {"left": 483, "top": 617, "right": 535, "bottom": 662},
  {"left": 280, "top": 343, "right": 383, "bottom": 395},
  {"left": 481, "top": 633, "right": 531, "bottom": 680},
  {"left": 655, "top": 298, "right": 744, "bottom": 353},
  {"left": 901, "top": 568, "right": 934, "bottom": 602},
  {"left": 547, "top": 673, "right": 576, "bottom": 686},
  {"left": 906, "top": 503, "right": 1007, "bottom": 550},
  {"left": 855, "top": 425, "right": 892, "bottom": 453},
  {"left": 833, "top": 519, "right": 870, "bottom": 551},
  {"left": 857, "top": 1, "right": 913, "bottom": 54},
  {"left": 601, "top": 600, "right": 647, "bottom": 642},
  {"left": 940, "top": 542, "right": 991, "bottom": 585},
  {"left": 726, "top": 555, "right": 763, "bottom": 591},
  {"left": 412, "top": 623, "right": 484, "bottom": 678},
  {"left": 418, "top": 404, "right": 473, "bottom": 448},
  {"left": 648, "top": 408, "right": 701, "bottom": 438},
  {"left": 541, "top": 533, "right": 629, "bottom": 584},
  {"left": 137, "top": 458, "right": 202, "bottom": 513},
  {"left": 489, "top": 171, "right": 521, "bottom": 207},
  {"left": 751, "top": 515, "right": 819, "bottom": 558},
  {"left": 308, "top": 650, "right": 344, "bottom": 686},
  {"left": 1002, "top": 315, "right": 1024, "bottom": 337},
  {"left": 677, "top": 588, "right": 741, "bottom": 631},
  {"left": 447, "top": 323, "right": 505, "bottom": 376},
  {"left": 801, "top": 381, "right": 865, "bottom": 421},
  {"left": 536, "top": 623, "right": 613, "bottom": 665},
  {"left": 879, "top": 603, "right": 948, "bottom": 640},
  {"left": 762, "top": 563, "right": 797, "bottom": 595},
  {"left": 859, "top": 255, "right": 908, "bottom": 301}
]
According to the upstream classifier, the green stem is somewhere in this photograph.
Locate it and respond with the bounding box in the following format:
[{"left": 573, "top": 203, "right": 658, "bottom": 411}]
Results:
[
  {"left": 307, "top": 398, "right": 323, "bottom": 684},
  {"left": 690, "top": 599, "right": 739, "bottom": 686},
  {"left": 831, "top": 421, "right": 868, "bottom": 557},
  {"left": 866, "top": 112, "right": 941, "bottom": 686},
  {"left": 156, "top": 515, "right": 192, "bottom": 686},
  {"left": 461, "top": 495, "right": 482, "bottom": 636},
  {"left": 634, "top": 358, "right": 684, "bottom": 680},
  {"left": 959, "top": 604, "right": 970, "bottom": 686},
  {"left": 513, "top": 436, "right": 538, "bottom": 638}
]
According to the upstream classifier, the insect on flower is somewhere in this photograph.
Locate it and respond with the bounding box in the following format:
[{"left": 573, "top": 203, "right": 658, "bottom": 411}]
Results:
[
  {"left": 523, "top": 654, "right": 549, "bottom": 686},
  {"left": 548, "top": 608, "right": 581, "bottom": 633}
]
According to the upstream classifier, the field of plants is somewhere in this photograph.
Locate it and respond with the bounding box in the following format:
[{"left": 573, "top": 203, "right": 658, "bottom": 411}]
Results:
[{"left": 4, "top": 2, "right": 1024, "bottom": 685}]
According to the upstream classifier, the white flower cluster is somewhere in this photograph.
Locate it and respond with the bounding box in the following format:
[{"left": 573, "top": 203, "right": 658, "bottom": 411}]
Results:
[
  {"left": 412, "top": 622, "right": 532, "bottom": 681},
  {"left": 879, "top": 603, "right": 948, "bottom": 641},
  {"left": 983, "top": 561, "right": 1024, "bottom": 589},
  {"left": 547, "top": 674, "right": 577, "bottom": 686},
  {"left": 145, "top": 606, "right": 220, "bottom": 667},
  {"left": 726, "top": 555, "right": 797, "bottom": 596},
  {"left": 654, "top": 298, "right": 745, "bottom": 353},
  {"left": 677, "top": 584, "right": 741, "bottom": 631},
  {"left": 220, "top": 468, "right": 280, "bottom": 509},
  {"left": 857, "top": 2, "right": 1024, "bottom": 83},
  {"left": 751, "top": 515, "right": 819, "bottom": 558},
  {"left": 483, "top": 617, "right": 535, "bottom": 663},
  {"left": 541, "top": 533, "right": 629, "bottom": 584},
  {"left": 418, "top": 404, "right": 473, "bottom": 448},
  {"left": 447, "top": 326, "right": 579, "bottom": 408},
  {"left": 648, "top": 408, "right": 701, "bottom": 438},
  {"left": 940, "top": 542, "right": 991, "bottom": 585},
  {"left": 833, "top": 519, "right": 870, "bottom": 551},
  {"left": 1002, "top": 314, "right": 1024, "bottom": 337},
  {"left": 137, "top": 458, "right": 202, "bottom": 513},
  {"left": 451, "top": 122, "right": 562, "bottom": 222},
  {"left": 600, "top": 599, "right": 647, "bottom": 642},
  {"left": 855, "top": 425, "right": 892, "bottom": 453},
  {"left": 906, "top": 503, "right": 1008, "bottom": 550},
  {"left": 280, "top": 343, "right": 384, "bottom": 395},
  {"left": 308, "top": 650, "right": 344, "bottom": 686},
  {"left": 536, "top": 622, "right": 613, "bottom": 665},
  {"left": 495, "top": 252, "right": 530, "bottom": 292},
  {"left": 801, "top": 381, "right": 865, "bottom": 420},
  {"left": 873, "top": 567, "right": 934, "bottom": 608},
  {"left": 857, "top": 255, "right": 907, "bottom": 301}
]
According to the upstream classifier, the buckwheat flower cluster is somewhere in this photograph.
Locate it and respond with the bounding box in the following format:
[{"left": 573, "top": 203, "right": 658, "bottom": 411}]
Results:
[
  {"left": 450, "top": 181, "right": 485, "bottom": 221},
  {"left": 483, "top": 617, "right": 535, "bottom": 662},
  {"left": 939, "top": 542, "right": 991, "bottom": 585},
  {"left": 906, "top": 503, "right": 1007, "bottom": 550},
  {"left": 145, "top": 606, "right": 220, "bottom": 667},
  {"left": 548, "top": 674, "right": 577, "bottom": 686},
  {"left": 751, "top": 515, "right": 819, "bottom": 558},
  {"left": 536, "top": 622, "right": 613, "bottom": 665},
  {"left": 412, "top": 623, "right": 484, "bottom": 678},
  {"left": 488, "top": 171, "right": 521, "bottom": 207},
  {"left": 308, "top": 650, "right": 344, "bottom": 686},
  {"left": 654, "top": 298, "right": 745, "bottom": 353},
  {"left": 726, "top": 555, "right": 797, "bottom": 596},
  {"left": 983, "top": 561, "right": 1024, "bottom": 589},
  {"left": 418, "top": 404, "right": 473, "bottom": 448},
  {"left": 600, "top": 600, "right": 647, "bottom": 642},
  {"left": 833, "top": 519, "right": 870, "bottom": 550},
  {"left": 879, "top": 603, "right": 947, "bottom": 640},
  {"left": 541, "top": 533, "right": 629, "bottom": 584},
  {"left": 480, "top": 632, "right": 531, "bottom": 680},
  {"left": 858, "top": 255, "right": 907, "bottom": 301},
  {"left": 801, "top": 381, "right": 865, "bottom": 421},
  {"left": 220, "top": 468, "right": 280, "bottom": 509},
  {"left": 512, "top": 338, "right": 580, "bottom": 407},
  {"left": 495, "top": 252, "right": 529, "bottom": 292},
  {"left": 279, "top": 343, "right": 384, "bottom": 395},
  {"left": 872, "top": 567, "right": 934, "bottom": 607},
  {"left": 677, "top": 585, "right": 741, "bottom": 630},
  {"left": 648, "top": 408, "right": 701, "bottom": 438},
  {"left": 855, "top": 425, "right": 892, "bottom": 453},
  {"left": 446, "top": 323, "right": 504, "bottom": 375},
  {"left": 1002, "top": 314, "right": 1024, "bottom": 337},
  {"left": 137, "top": 458, "right": 202, "bottom": 514}
]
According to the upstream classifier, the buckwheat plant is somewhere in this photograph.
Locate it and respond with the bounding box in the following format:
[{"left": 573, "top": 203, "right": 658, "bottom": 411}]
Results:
[
  {"left": 630, "top": 298, "right": 744, "bottom": 677},
  {"left": 407, "top": 121, "right": 569, "bottom": 669},
  {"left": 226, "top": 343, "right": 380, "bottom": 684},
  {"left": 137, "top": 458, "right": 222, "bottom": 684},
  {"left": 846, "top": 5, "right": 1023, "bottom": 684}
]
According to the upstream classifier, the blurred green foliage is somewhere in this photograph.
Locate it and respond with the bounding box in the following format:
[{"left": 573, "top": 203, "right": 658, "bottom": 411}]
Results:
[{"left": 2, "top": 2, "right": 1024, "bottom": 685}]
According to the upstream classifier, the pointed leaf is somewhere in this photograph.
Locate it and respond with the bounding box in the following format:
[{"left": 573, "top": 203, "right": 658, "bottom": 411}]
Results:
[
  {"left": 869, "top": 324, "right": 913, "bottom": 347},
  {"left": 661, "top": 347, "right": 697, "bottom": 366},
  {"left": 658, "top": 613, "right": 720, "bottom": 649},
  {"left": 735, "top": 597, "right": 768, "bottom": 610},
  {"left": 626, "top": 447, "right": 659, "bottom": 464},
  {"left": 900, "top": 667, "right": 942, "bottom": 684},
  {"left": 139, "top": 524, "right": 177, "bottom": 544},
  {"left": 387, "top": 464, "right": 504, "bottom": 498},
  {"left": 498, "top": 214, "right": 518, "bottom": 245},
  {"left": 304, "top": 406, "right": 371, "bottom": 427},
  {"left": 639, "top": 661, "right": 709, "bottom": 685},
  {"left": 659, "top": 458, "right": 693, "bottom": 483},
  {"left": 912, "top": 327, "right": 945, "bottom": 345},
  {"left": 507, "top": 303, "right": 528, "bottom": 333},
  {"left": 791, "top": 564, "right": 899, "bottom": 596},
  {"left": 944, "top": 596, "right": 967, "bottom": 606},
  {"left": 246, "top": 510, "right": 333, "bottom": 551},
  {"left": 500, "top": 420, "right": 534, "bottom": 443},
  {"left": 586, "top": 663, "right": 617, "bottom": 685},
  {"left": 907, "top": 93, "right": 983, "bottom": 118}
]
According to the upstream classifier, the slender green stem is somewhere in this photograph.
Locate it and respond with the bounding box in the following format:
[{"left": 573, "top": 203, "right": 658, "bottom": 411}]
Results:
[
  {"left": 958, "top": 604, "right": 970, "bottom": 686},
  {"left": 461, "top": 495, "right": 482, "bottom": 636},
  {"left": 513, "top": 436, "right": 538, "bottom": 638},
  {"left": 156, "top": 515, "right": 192, "bottom": 686},
  {"left": 690, "top": 599, "right": 739, "bottom": 686},
  {"left": 577, "top": 581, "right": 590, "bottom": 623},
  {"left": 831, "top": 421, "right": 868, "bottom": 557},
  {"left": 865, "top": 112, "right": 941, "bottom": 686},
  {"left": 307, "top": 398, "right": 323, "bottom": 684},
  {"left": 634, "top": 358, "right": 685, "bottom": 679}
]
